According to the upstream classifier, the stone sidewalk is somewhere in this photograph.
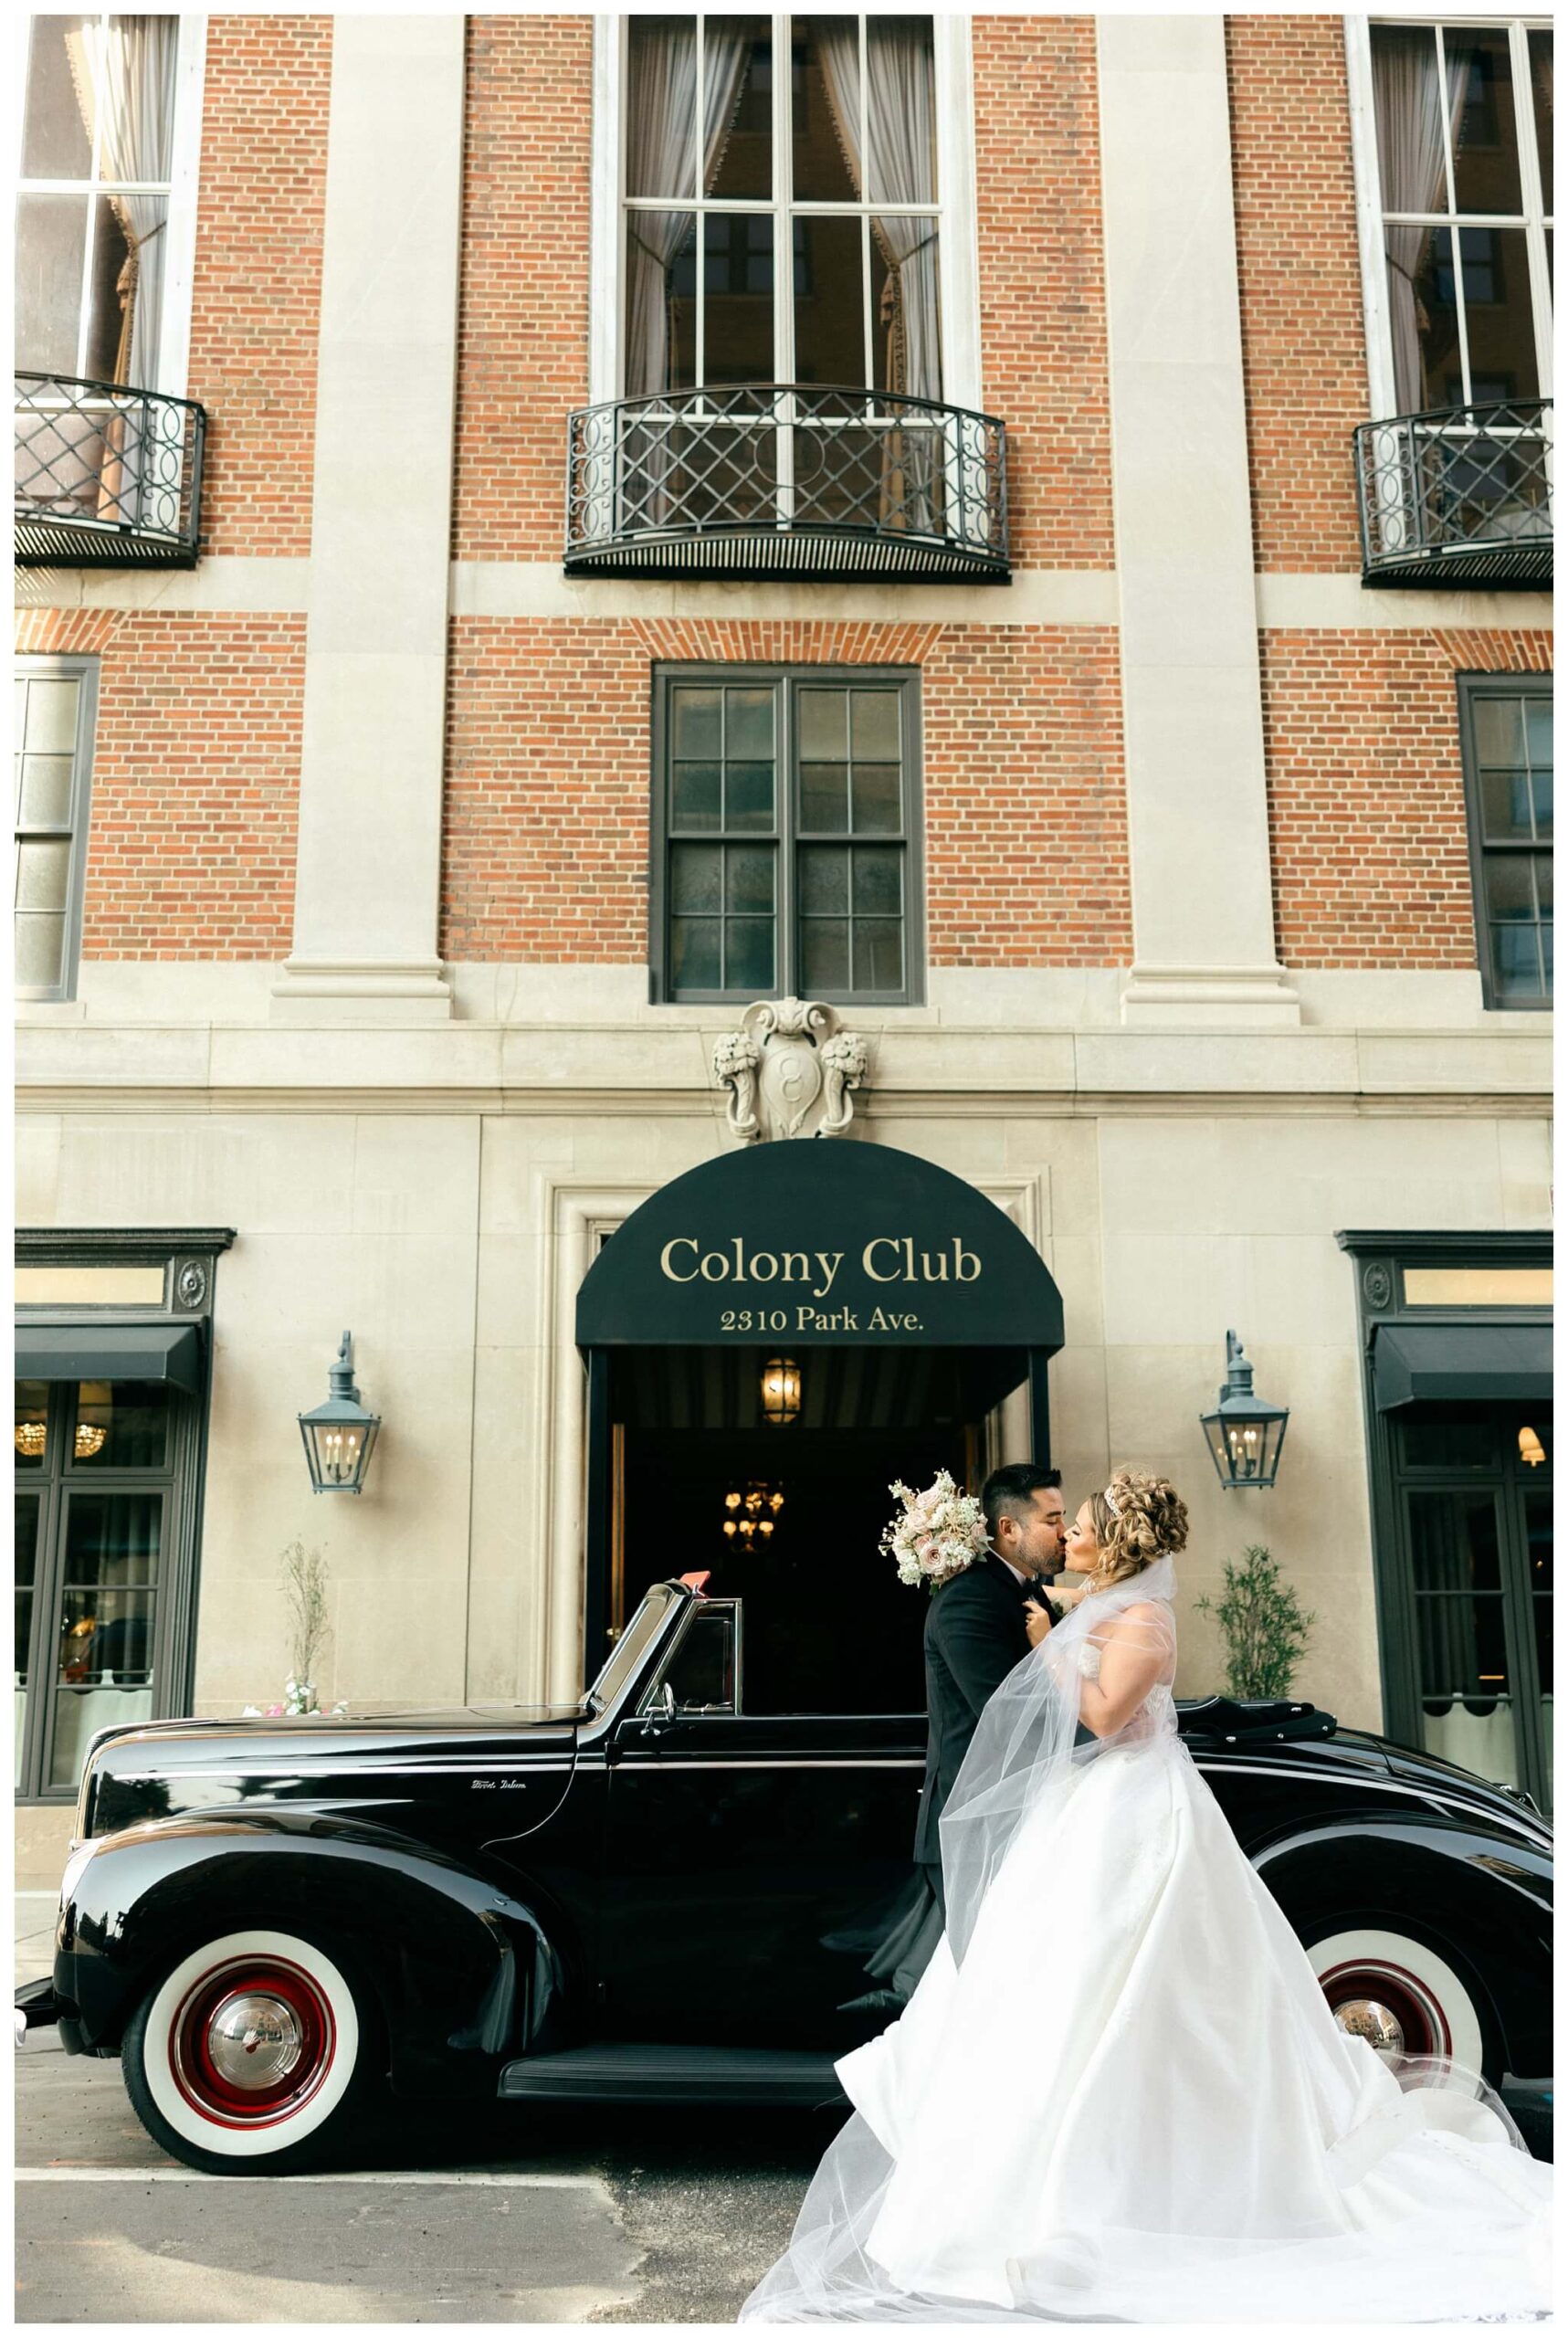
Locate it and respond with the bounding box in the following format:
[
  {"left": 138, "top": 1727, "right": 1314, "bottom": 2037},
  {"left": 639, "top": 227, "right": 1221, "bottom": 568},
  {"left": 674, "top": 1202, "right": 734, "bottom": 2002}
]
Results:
[{"left": 16, "top": 1890, "right": 58, "bottom": 1990}]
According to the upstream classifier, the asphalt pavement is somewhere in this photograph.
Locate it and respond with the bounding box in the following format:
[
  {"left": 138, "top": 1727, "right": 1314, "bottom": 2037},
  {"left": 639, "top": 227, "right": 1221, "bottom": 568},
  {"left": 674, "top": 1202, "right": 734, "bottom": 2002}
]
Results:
[{"left": 14, "top": 1890, "right": 827, "bottom": 2324}]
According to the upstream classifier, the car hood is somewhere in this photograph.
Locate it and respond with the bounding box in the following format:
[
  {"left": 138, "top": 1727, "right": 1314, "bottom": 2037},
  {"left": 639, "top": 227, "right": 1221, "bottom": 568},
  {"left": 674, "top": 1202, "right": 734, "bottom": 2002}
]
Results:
[{"left": 79, "top": 1705, "right": 584, "bottom": 1838}]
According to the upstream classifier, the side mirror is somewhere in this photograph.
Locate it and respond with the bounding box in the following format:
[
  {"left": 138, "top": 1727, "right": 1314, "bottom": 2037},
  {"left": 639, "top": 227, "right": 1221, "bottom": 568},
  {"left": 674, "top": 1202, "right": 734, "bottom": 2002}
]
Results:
[{"left": 643, "top": 1680, "right": 677, "bottom": 1738}]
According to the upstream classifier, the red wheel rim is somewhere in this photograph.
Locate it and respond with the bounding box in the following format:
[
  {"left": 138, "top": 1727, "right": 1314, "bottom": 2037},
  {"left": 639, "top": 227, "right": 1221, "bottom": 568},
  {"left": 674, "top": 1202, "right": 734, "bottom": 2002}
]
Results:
[
  {"left": 1319, "top": 1955, "right": 1450, "bottom": 2059},
  {"left": 168, "top": 1954, "right": 338, "bottom": 2131}
]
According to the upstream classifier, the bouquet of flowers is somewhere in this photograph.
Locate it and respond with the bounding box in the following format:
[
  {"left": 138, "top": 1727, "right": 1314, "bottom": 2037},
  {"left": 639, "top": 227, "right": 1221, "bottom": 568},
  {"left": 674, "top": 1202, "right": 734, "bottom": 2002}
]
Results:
[{"left": 881, "top": 1469, "right": 990, "bottom": 1589}]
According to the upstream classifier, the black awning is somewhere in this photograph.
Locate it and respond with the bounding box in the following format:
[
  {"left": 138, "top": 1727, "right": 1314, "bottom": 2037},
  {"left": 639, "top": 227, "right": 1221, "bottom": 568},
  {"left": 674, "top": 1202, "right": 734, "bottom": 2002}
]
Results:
[
  {"left": 1373, "top": 1322, "right": 1552, "bottom": 1410},
  {"left": 575, "top": 1138, "right": 1064, "bottom": 1353},
  {"left": 15, "top": 1322, "right": 203, "bottom": 1394}
]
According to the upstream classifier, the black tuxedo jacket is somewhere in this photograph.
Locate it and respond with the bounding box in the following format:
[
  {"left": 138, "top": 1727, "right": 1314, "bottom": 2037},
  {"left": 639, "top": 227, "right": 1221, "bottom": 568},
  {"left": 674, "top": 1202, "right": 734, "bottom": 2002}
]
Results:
[{"left": 912, "top": 1555, "right": 1035, "bottom": 1868}]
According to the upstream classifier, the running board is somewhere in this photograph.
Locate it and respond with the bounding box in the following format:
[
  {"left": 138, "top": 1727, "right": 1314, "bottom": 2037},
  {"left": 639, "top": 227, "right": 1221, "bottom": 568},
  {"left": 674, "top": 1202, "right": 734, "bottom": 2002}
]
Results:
[{"left": 497, "top": 2042, "right": 846, "bottom": 2107}]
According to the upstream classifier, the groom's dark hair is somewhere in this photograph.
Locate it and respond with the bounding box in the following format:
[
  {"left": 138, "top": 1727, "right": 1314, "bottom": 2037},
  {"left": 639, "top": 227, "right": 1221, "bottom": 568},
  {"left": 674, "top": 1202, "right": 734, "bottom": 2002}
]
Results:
[{"left": 981, "top": 1463, "right": 1062, "bottom": 1542}]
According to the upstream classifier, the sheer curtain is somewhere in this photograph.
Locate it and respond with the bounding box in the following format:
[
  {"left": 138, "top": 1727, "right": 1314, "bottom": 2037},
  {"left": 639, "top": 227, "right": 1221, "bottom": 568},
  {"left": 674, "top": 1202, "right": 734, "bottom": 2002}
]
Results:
[
  {"left": 624, "top": 22, "right": 749, "bottom": 400},
  {"left": 1372, "top": 29, "right": 1473, "bottom": 412},
  {"left": 816, "top": 22, "right": 942, "bottom": 531},
  {"left": 67, "top": 16, "right": 177, "bottom": 390},
  {"left": 816, "top": 23, "right": 941, "bottom": 404},
  {"left": 66, "top": 14, "right": 178, "bottom": 524}
]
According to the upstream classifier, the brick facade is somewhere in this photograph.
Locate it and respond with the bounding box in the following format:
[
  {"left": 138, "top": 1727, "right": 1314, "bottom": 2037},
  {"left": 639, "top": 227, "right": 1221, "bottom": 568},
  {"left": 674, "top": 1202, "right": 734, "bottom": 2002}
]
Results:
[
  {"left": 13, "top": 16, "right": 1551, "bottom": 987},
  {"left": 188, "top": 16, "right": 332, "bottom": 559},
  {"left": 16, "top": 609, "right": 302, "bottom": 959},
  {"left": 440, "top": 619, "right": 1131, "bottom": 967},
  {"left": 452, "top": 14, "right": 595, "bottom": 561},
  {"left": 973, "top": 16, "right": 1115, "bottom": 570},
  {"left": 1262, "top": 627, "right": 1554, "bottom": 969},
  {"left": 1226, "top": 14, "right": 1368, "bottom": 574}
]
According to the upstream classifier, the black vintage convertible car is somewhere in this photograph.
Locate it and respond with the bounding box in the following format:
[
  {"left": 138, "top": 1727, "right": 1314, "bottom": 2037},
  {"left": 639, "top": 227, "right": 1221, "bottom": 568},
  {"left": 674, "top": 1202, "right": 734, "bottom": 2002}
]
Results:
[{"left": 19, "top": 1573, "right": 1553, "bottom": 2175}]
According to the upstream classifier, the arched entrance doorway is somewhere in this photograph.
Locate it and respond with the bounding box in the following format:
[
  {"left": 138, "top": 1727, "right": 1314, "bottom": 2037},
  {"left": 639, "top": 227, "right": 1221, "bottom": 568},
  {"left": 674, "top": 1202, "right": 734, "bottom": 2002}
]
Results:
[{"left": 575, "top": 1140, "right": 1064, "bottom": 1704}]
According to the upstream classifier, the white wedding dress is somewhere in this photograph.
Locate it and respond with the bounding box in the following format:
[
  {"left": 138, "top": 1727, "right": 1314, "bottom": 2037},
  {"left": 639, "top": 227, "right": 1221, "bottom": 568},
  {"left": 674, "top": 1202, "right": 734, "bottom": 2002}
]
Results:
[{"left": 741, "top": 1558, "right": 1552, "bottom": 2324}]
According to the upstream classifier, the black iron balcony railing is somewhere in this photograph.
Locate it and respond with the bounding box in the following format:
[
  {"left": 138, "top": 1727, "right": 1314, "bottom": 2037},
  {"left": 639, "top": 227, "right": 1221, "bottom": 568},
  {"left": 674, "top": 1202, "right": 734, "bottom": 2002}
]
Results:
[
  {"left": 1355, "top": 397, "right": 1552, "bottom": 588},
  {"left": 565, "top": 384, "right": 1009, "bottom": 582},
  {"left": 16, "top": 373, "right": 205, "bottom": 567}
]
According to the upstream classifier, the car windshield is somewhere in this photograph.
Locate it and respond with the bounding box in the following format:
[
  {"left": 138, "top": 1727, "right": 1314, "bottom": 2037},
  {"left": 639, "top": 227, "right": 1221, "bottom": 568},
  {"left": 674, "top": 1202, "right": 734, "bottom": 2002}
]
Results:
[{"left": 587, "top": 1584, "right": 678, "bottom": 1711}]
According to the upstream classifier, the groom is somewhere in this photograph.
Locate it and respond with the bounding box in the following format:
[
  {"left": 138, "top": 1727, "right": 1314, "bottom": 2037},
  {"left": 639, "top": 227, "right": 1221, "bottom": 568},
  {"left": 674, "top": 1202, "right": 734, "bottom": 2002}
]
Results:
[
  {"left": 836, "top": 1463, "right": 1067, "bottom": 2018},
  {"left": 914, "top": 1463, "right": 1067, "bottom": 1917}
]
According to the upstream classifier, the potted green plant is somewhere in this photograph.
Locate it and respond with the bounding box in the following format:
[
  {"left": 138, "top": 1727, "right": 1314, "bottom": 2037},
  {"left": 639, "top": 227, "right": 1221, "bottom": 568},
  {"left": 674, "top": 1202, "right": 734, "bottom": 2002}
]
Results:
[{"left": 1194, "top": 1544, "right": 1316, "bottom": 1700}]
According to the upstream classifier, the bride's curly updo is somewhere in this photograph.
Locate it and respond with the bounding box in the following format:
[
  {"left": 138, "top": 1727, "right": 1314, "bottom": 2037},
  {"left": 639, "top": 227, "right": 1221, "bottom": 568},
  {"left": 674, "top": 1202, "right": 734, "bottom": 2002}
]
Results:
[{"left": 1087, "top": 1469, "right": 1189, "bottom": 1587}]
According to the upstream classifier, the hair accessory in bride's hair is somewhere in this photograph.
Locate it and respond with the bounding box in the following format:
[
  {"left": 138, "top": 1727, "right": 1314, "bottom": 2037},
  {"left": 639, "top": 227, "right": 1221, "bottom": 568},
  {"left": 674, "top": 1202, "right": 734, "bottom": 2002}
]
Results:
[{"left": 1102, "top": 1484, "right": 1122, "bottom": 1516}]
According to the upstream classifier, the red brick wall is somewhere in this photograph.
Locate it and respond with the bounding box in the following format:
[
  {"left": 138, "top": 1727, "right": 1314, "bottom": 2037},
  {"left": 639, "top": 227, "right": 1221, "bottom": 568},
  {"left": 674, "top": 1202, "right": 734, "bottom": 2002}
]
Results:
[
  {"left": 1262, "top": 627, "right": 1553, "bottom": 967},
  {"left": 188, "top": 16, "right": 331, "bottom": 559},
  {"left": 973, "top": 18, "right": 1115, "bottom": 569},
  {"left": 453, "top": 15, "right": 594, "bottom": 561},
  {"left": 441, "top": 619, "right": 1130, "bottom": 966},
  {"left": 15, "top": 608, "right": 302, "bottom": 958},
  {"left": 1226, "top": 16, "right": 1368, "bottom": 574}
]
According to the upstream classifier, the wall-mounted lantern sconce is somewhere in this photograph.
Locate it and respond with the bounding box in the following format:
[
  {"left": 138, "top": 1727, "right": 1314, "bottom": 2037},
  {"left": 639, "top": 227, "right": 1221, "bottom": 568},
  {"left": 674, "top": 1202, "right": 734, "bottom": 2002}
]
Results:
[
  {"left": 1519, "top": 1425, "right": 1546, "bottom": 1469},
  {"left": 1200, "top": 1331, "right": 1289, "bottom": 1490},
  {"left": 299, "top": 1332, "right": 381, "bottom": 1494},
  {"left": 761, "top": 1356, "right": 802, "bottom": 1426}
]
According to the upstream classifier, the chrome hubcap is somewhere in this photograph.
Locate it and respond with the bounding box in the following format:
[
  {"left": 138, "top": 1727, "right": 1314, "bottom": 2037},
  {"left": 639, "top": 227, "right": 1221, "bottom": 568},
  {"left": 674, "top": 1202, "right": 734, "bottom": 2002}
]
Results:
[
  {"left": 1331, "top": 1996, "right": 1407, "bottom": 2059},
  {"left": 205, "top": 1990, "right": 306, "bottom": 2091}
]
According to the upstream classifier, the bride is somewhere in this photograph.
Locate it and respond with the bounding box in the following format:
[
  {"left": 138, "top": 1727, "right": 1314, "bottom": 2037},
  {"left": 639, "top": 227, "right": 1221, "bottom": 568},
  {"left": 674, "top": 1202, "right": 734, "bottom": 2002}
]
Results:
[{"left": 741, "top": 1470, "right": 1552, "bottom": 2324}]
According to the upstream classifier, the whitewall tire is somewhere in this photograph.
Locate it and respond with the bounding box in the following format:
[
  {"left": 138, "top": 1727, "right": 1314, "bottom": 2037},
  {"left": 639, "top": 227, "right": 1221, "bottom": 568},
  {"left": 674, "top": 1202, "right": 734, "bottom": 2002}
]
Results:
[
  {"left": 122, "top": 1928, "right": 376, "bottom": 2174},
  {"left": 1307, "top": 1925, "right": 1489, "bottom": 2074}
]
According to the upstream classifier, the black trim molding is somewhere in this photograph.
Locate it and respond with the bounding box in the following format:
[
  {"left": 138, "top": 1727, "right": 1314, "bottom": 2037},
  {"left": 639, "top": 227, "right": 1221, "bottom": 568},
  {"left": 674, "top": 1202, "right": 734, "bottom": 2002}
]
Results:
[{"left": 1336, "top": 1227, "right": 1552, "bottom": 1807}]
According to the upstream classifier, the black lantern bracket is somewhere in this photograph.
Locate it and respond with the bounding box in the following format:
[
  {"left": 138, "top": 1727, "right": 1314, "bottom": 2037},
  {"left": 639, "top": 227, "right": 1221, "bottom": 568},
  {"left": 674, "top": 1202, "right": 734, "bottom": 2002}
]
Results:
[
  {"left": 1200, "top": 1330, "right": 1289, "bottom": 1491},
  {"left": 298, "top": 1331, "right": 382, "bottom": 1495}
]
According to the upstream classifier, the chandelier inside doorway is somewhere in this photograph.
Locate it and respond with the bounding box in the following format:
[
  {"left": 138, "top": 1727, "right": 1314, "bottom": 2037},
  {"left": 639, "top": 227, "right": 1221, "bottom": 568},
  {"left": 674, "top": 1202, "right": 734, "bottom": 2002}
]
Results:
[{"left": 722, "top": 1482, "right": 785, "bottom": 1543}]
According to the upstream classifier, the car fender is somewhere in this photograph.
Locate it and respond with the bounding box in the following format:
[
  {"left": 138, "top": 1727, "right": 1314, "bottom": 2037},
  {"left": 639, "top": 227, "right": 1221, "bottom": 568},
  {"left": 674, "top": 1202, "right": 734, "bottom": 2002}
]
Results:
[
  {"left": 1251, "top": 1814, "right": 1552, "bottom": 2075},
  {"left": 58, "top": 1810, "right": 570, "bottom": 2095}
]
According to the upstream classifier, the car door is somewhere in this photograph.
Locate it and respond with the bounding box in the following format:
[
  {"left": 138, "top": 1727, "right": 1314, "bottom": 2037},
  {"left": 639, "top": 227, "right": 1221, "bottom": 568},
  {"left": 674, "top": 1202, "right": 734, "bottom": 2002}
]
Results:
[{"left": 603, "top": 1599, "right": 925, "bottom": 2046}]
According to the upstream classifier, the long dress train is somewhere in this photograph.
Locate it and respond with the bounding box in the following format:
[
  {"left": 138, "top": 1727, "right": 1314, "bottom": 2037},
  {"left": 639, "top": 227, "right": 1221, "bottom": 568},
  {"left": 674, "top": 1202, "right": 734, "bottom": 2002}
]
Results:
[{"left": 740, "top": 1558, "right": 1552, "bottom": 2323}]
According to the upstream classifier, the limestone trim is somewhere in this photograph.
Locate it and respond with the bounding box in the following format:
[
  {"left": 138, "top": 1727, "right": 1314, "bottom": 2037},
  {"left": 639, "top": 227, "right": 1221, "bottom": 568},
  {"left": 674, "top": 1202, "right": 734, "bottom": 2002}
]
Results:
[
  {"left": 448, "top": 563, "right": 1121, "bottom": 625},
  {"left": 1096, "top": 16, "right": 1294, "bottom": 1027},
  {"left": 15, "top": 1090, "right": 1551, "bottom": 1125},
  {"left": 537, "top": 1180, "right": 655, "bottom": 1699},
  {"left": 272, "top": 16, "right": 465, "bottom": 1022},
  {"left": 13, "top": 563, "right": 1552, "bottom": 633},
  {"left": 1255, "top": 576, "right": 1553, "bottom": 631},
  {"left": 15, "top": 560, "right": 314, "bottom": 614}
]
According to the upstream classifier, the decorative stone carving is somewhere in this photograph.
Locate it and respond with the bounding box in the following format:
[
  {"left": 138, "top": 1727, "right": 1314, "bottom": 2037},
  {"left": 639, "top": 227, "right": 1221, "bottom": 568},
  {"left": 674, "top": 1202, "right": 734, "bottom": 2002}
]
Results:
[
  {"left": 1361, "top": 1261, "right": 1394, "bottom": 1312},
  {"left": 174, "top": 1259, "right": 209, "bottom": 1311},
  {"left": 713, "top": 999, "right": 868, "bottom": 1143}
]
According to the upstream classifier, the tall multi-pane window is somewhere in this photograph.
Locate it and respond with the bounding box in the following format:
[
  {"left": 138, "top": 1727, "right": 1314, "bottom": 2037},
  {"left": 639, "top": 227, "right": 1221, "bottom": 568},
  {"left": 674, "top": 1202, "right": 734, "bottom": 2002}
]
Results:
[
  {"left": 1394, "top": 1404, "right": 1552, "bottom": 1814},
  {"left": 1458, "top": 674, "right": 1552, "bottom": 1007},
  {"left": 622, "top": 17, "right": 941, "bottom": 401},
  {"left": 652, "top": 667, "right": 921, "bottom": 1005},
  {"left": 14, "top": 657, "right": 97, "bottom": 1003},
  {"left": 16, "top": 16, "right": 184, "bottom": 392},
  {"left": 1366, "top": 20, "right": 1552, "bottom": 413},
  {"left": 16, "top": 1376, "right": 176, "bottom": 1797}
]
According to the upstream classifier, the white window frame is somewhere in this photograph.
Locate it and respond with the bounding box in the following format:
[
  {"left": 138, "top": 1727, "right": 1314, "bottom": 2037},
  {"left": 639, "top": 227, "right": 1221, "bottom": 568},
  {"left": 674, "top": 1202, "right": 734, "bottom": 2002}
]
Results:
[
  {"left": 14, "top": 12, "right": 207, "bottom": 401},
  {"left": 587, "top": 13, "right": 982, "bottom": 412},
  {"left": 14, "top": 656, "right": 99, "bottom": 1007},
  {"left": 1345, "top": 15, "right": 1553, "bottom": 418}
]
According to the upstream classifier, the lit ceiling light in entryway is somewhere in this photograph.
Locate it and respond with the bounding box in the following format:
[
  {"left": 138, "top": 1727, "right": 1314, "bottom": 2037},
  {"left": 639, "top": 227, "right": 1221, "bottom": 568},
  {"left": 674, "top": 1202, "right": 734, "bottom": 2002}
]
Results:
[
  {"left": 761, "top": 1357, "right": 802, "bottom": 1426},
  {"left": 1519, "top": 1425, "right": 1546, "bottom": 1467}
]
